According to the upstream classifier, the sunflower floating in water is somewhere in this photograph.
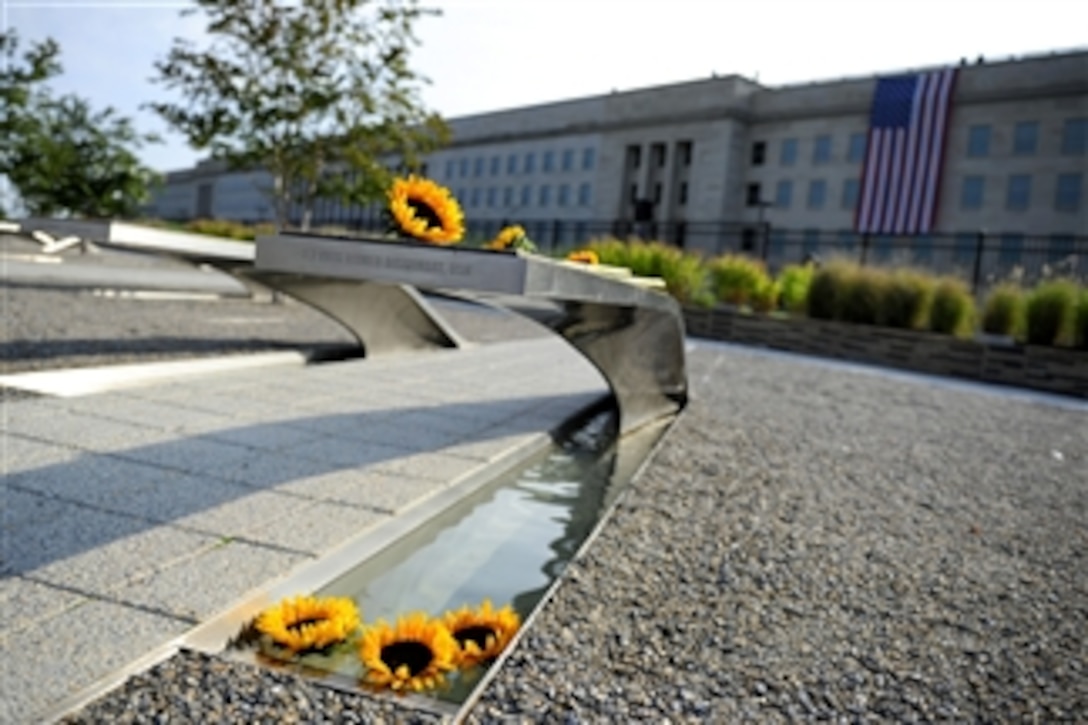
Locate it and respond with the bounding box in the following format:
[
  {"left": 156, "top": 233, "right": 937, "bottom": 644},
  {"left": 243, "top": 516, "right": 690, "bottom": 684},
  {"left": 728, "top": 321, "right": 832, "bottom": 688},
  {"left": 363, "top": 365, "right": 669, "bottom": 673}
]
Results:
[
  {"left": 486, "top": 224, "right": 536, "bottom": 252},
  {"left": 443, "top": 599, "right": 521, "bottom": 669},
  {"left": 388, "top": 175, "right": 465, "bottom": 245},
  {"left": 566, "top": 249, "right": 600, "bottom": 265},
  {"left": 254, "top": 595, "right": 360, "bottom": 654},
  {"left": 359, "top": 612, "right": 458, "bottom": 692}
]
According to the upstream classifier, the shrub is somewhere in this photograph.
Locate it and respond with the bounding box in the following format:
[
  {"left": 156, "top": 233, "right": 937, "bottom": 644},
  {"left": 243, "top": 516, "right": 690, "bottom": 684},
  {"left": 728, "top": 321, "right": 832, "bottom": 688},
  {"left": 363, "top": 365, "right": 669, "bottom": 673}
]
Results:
[
  {"left": 1025, "top": 279, "right": 1079, "bottom": 346},
  {"left": 777, "top": 264, "right": 815, "bottom": 314},
  {"left": 583, "top": 238, "right": 710, "bottom": 305},
  {"left": 981, "top": 283, "right": 1025, "bottom": 337},
  {"left": 838, "top": 267, "right": 889, "bottom": 325},
  {"left": 929, "top": 277, "right": 975, "bottom": 337},
  {"left": 708, "top": 255, "right": 771, "bottom": 306},
  {"left": 883, "top": 270, "right": 934, "bottom": 330},
  {"left": 749, "top": 277, "right": 780, "bottom": 313},
  {"left": 1076, "top": 289, "right": 1088, "bottom": 349},
  {"left": 806, "top": 260, "right": 856, "bottom": 320}
]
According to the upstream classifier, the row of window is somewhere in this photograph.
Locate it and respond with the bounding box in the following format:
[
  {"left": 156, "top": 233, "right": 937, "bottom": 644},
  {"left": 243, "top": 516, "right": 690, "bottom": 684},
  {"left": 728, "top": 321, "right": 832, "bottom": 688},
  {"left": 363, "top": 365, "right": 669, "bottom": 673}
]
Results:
[
  {"left": 966, "top": 118, "right": 1088, "bottom": 158},
  {"left": 750, "top": 172, "right": 1084, "bottom": 213},
  {"left": 960, "top": 172, "right": 1083, "bottom": 212},
  {"left": 752, "top": 117, "right": 1088, "bottom": 168},
  {"left": 768, "top": 230, "right": 1079, "bottom": 266},
  {"left": 444, "top": 147, "right": 596, "bottom": 180},
  {"left": 453, "top": 182, "right": 594, "bottom": 210}
]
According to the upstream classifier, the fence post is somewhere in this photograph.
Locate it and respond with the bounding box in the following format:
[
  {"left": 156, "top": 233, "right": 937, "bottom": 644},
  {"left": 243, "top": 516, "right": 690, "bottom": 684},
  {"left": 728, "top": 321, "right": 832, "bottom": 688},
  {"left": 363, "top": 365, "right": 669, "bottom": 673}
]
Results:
[
  {"left": 859, "top": 233, "right": 870, "bottom": 266},
  {"left": 971, "top": 229, "right": 986, "bottom": 294}
]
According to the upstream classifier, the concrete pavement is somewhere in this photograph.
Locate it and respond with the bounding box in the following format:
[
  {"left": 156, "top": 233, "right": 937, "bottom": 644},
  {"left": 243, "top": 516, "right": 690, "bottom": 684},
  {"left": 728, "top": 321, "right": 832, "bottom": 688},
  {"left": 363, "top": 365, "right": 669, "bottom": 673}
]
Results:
[{"left": 1, "top": 337, "right": 607, "bottom": 722}]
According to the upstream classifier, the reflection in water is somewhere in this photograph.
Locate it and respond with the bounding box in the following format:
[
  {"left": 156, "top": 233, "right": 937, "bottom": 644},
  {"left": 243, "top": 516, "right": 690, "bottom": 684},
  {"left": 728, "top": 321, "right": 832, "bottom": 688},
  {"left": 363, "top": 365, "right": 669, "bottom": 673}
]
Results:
[{"left": 306, "top": 410, "right": 623, "bottom": 702}]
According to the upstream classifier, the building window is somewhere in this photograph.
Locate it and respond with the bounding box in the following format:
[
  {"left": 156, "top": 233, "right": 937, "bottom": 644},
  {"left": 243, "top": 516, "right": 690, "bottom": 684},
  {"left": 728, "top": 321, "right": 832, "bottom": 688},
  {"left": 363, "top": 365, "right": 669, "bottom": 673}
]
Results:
[
  {"left": 652, "top": 143, "right": 666, "bottom": 168},
  {"left": 538, "top": 184, "right": 551, "bottom": 207},
  {"left": 557, "top": 183, "right": 570, "bottom": 207},
  {"left": 967, "top": 125, "right": 991, "bottom": 157},
  {"left": 807, "top": 179, "right": 827, "bottom": 209},
  {"left": 914, "top": 234, "right": 933, "bottom": 264},
  {"left": 653, "top": 183, "right": 662, "bottom": 204},
  {"left": 1006, "top": 174, "right": 1031, "bottom": 210},
  {"left": 473, "top": 157, "right": 484, "bottom": 177},
  {"left": 802, "top": 228, "right": 820, "bottom": 257},
  {"left": 841, "top": 178, "right": 860, "bottom": 210},
  {"left": 774, "top": 179, "right": 793, "bottom": 209},
  {"left": 490, "top": 156, "right": 501, "bottom": 176},
  {"left": 503, "top": 186, "right": 514, "bottom": 207},
  {"left": 524, "top": 152, "right": 536, "bottom": 174},
  {"left": 486, "top": 186, "right": 496, "bottom": 208},
  {"left": 1012, "top": 121, "right": 1038, "bottom": 155},
  {"left": 520, "top": 184, "right": 531, "bottom": 207},
  {"left": 626, "top": 145, "right": 641, "bottom": 169},
  {"left": 1049, "top": 234, "right": 1075, "bottom": 263},
  {"left": 582, "top": 147, "right": 596, "bottom": 170},
  {"left": 678, "top": 141, "right": 693, "bottom": 166},
  {"left": 768, "top": 230, "right": 787, "bottom": 259},
  {"left": 751, "top": 141, "right": 766, "bottom": 165},
  {"left": 541, "top": 150, "right": 554, "bottom": 173},
  {"left": 578, "top": 182, "right": 591, "bottom": 206},
  {"left": 999, "top": 233, "right": 1024, "bottom": 266},
  {"left": 629, "top": 184, "right": 638, "bottom": 203},
  {"left": 953, "top": 232, "right": 976, "bottom": 267},
  {"left": 813, "top": 135, "right": 832, "bottom": 164},
  {"left": 678, "top": 181, "right": 688, "bottom": 205},
  {"left": 1061, "top": 118, "right": 1088, "bottom": 155},
  {"left": 561, "top": 149, "right": 574, "bottom": 171},
  {"left": 459, "top": 158, "right": 469, "bottom": 177},
  {"left": 780, "top": 138, "right": 798, "bottom": 166},
  {"left": 1055, "top": 173, "right": 1083, "bottom": 212},
  {"left": 507, "top": 154, "right": 517, "bottom": 175},
  {"left": 746, "top": 183, "right": 762, "bottom": 207},
  {"left": 445, "top": 160, "right": 455, "bottom": 178},
  {"left": 848, "top": 132, "right": 867, "bottom": 163},
  {"left": 960, "top": 175, "right": 985, "bottom": 209},
  {"left": 470, "top": 188, "right": 480, "bottom": 208},
  {"left": 836, "top": 230, "right": 860, "bottom": 253}
]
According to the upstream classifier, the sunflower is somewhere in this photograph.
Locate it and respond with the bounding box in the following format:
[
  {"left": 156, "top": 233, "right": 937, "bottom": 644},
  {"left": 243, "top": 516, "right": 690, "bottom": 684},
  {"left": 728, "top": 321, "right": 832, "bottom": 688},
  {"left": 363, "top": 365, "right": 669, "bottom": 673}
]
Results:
[
  {"left": 442, "top": 599, "right": 521, "bottom": 669},
  {"left": 388, "top": 175, "right": 465, "bottom": 245},
  {"left": 485, "top": 224, "right": 528, "bottom": 251},
  {"left": 358, "top": 612, "right": 458, "bottom": 692},
  {"left": 254, "top": 595, "right": 360, "bottom": 654},
  {"left": 566, "top": 249, "right": 600, "bottom": 265}
]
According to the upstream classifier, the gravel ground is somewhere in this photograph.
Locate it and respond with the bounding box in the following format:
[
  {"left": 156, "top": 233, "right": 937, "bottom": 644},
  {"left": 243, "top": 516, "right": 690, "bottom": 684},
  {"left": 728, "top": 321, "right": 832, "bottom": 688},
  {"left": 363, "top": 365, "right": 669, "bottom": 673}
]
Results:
[
  {"left": 54, "top": 342, "right": 1087, "bottom": 723},
  {"left": 468, "top": 344, "right": 1088, "bottom": 722}
]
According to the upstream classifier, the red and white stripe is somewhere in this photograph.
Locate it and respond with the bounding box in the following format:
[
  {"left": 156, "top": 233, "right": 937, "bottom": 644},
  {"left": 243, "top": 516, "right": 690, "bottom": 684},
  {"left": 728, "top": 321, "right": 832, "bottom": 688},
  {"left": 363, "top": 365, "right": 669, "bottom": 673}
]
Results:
[{"left": 856, "top": 69, "right": 958, "bottom": 235}]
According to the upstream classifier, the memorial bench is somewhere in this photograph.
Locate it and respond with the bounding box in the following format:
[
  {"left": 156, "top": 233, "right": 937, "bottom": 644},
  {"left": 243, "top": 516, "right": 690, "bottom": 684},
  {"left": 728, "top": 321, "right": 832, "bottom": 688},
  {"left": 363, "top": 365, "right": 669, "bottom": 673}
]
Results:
[{"left": 15, "top": 219, "right": 688, "bottom": 435}]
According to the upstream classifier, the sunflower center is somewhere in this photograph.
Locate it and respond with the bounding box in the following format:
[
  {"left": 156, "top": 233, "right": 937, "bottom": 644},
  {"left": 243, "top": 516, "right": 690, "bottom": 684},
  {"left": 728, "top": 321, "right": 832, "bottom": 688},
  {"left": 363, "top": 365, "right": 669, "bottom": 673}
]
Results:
[
  {"left": 454, "top": 625, "right": 496, "bottom": 650},
  {"left": 407, "top": 200, "right": 443, "bottom": 230},
  {"left": 381, "top": 641, "right": 434, "bottom": 676},
  {"left": 286, "top": 616, "right": 327, "bottom": 632}
]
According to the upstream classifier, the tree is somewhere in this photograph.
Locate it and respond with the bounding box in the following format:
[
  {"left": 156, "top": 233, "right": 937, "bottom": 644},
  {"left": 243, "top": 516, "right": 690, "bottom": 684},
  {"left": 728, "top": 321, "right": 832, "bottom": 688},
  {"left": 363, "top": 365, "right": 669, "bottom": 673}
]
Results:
[
  {"left": 0, "top": 30, "right": 160, "bottom": 218},
  {"left": 150, "top": 0, "right": 448, "bottom": 231}
]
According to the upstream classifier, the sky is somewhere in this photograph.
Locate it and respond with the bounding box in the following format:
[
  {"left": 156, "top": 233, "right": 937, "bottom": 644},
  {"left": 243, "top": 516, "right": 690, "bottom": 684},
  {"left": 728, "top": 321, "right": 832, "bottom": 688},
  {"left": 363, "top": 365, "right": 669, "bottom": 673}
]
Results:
[{"left": 4, "top": 0, "right": 1086, "bottom": 174}]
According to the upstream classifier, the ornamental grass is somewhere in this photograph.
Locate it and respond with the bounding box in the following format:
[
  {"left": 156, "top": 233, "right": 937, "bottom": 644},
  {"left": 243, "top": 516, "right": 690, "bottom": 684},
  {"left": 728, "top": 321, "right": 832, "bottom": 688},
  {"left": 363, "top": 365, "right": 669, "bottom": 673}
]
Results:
[
  {"left": 1025, "top": 279, "right": 1079, "bottom": 346},
  {"left": 883, "top": 269, "right": 934, "bottom": 330},
  {"left": 707, "top": 254, "right": 771, "bottom": 307},
  {"left": 981, "top": 283, "right": 1026, "bottom": 338},
  {"left": 1076, "top": 289, "right": 1088, "bottom": 349},
  {"left": 928, "top": 277, "right": 976, "bottom": 338},
  {"left": 777, "top": 263, "right": 815, "bottom": 314},
  {"left": 806, "top": 259, "right": 855, "bottom": 320}
]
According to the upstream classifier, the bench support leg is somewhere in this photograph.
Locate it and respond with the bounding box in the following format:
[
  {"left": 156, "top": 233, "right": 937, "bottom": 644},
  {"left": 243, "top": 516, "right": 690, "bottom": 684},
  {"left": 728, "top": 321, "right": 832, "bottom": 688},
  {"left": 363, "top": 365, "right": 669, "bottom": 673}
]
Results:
[{"left": 242, "top": 271, "right": 464, "bottom": 355}]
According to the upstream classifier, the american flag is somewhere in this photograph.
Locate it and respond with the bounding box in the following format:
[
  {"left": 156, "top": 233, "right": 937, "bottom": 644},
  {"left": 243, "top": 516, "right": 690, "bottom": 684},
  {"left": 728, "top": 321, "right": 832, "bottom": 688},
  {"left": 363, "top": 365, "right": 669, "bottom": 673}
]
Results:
[{"left": 855, "top": 68, "right": 958, "bottom": 235}]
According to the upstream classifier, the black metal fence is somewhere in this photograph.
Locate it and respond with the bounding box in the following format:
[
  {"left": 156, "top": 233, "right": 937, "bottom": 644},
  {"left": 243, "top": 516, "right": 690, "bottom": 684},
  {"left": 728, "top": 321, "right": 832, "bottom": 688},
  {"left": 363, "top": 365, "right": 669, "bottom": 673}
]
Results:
[{"left": 291, "top": 212, "right": 1087, "bottom": 294}]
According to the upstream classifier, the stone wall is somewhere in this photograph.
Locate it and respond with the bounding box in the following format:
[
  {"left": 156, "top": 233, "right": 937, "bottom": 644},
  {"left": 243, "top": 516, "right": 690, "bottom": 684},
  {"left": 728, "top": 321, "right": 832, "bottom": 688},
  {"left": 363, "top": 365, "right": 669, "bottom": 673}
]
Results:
[{"left": 683, "top": 306, "right": 1088, "bottom": 398}]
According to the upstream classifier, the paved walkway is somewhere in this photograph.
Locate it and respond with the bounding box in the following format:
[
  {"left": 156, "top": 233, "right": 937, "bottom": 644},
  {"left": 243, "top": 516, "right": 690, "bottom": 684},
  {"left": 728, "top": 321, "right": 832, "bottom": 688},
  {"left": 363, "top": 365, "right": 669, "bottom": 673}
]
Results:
[{"left": 0, "top": 338, "right": 606, "bottom": 722}]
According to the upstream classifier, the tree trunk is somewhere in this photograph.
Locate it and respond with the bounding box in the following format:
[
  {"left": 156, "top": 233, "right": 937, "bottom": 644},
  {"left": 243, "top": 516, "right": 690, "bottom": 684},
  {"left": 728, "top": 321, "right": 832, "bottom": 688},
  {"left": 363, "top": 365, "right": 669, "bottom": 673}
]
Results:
[{"left": 272, "top": 173, "right": 289, "bottom": 229}]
